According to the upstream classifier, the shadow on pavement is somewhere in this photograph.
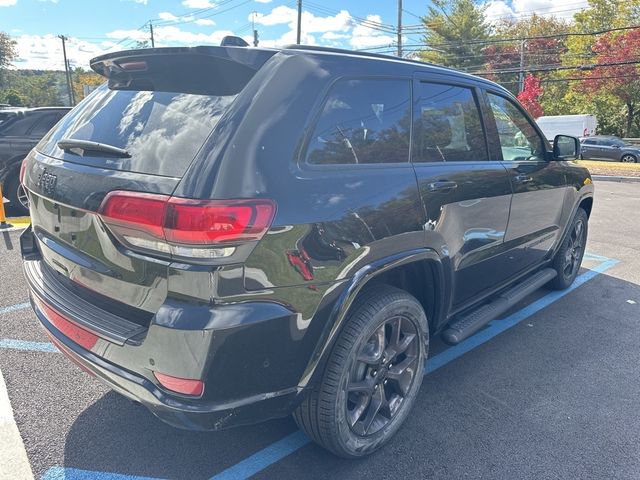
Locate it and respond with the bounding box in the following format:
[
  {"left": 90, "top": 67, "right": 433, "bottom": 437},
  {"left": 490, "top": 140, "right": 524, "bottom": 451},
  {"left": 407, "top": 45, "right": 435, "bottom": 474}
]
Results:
[{"left": 60, "top": 271, "right": 640, "bottom": 480}]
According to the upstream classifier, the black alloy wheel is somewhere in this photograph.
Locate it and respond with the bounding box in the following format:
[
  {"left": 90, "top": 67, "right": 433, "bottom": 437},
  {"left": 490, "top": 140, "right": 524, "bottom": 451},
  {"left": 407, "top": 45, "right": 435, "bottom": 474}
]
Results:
[
  {"left": 346, "top": 315, "right": 420, "bottom": 436},
  {"left": 293, "top": 285, "right": 428, "bottom": 458},
  {"left": 550, "top": 208, "right": 588, "bottom": 290}
]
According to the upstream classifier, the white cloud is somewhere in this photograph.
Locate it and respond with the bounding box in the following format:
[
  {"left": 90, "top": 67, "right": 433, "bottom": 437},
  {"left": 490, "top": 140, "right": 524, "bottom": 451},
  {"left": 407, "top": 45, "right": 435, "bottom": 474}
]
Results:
[
  {"left": 153, "top": 25, "right": 235, "bottom": 44},
  {"left": 158, "top": 12, "right": 178, "bottom": 21},
  {"left": 350, "top": 14, "right": 395, "bottom": 49},
  {"left": 321, "top": 32, "right": 350, "bottom": 41},
  {"left": 195, "top": 18, "right": 216, "bottom": 26},
  {"left": 483, "top": 0, "right": 589, "bottom": 22},
  {"left": 12, "top": 34, "right": 117, "bottom": 70},
  {"left": 253, "top": 6, "right": 351, "bottom": 33},
  {"left": 254, "top": 0, "right": 272, "bottom": 3},
  {"left": 484, "top": 1, "right": 516, "bottom": 22},
  {"left": 181, "top": 0, "right": 215, "bottom": 8},
  {"left": 0, "top": 0, "right": 17, "bottom": 6},
  {"left": 106, "top": 29, "right": 150, "bottom": 42}
]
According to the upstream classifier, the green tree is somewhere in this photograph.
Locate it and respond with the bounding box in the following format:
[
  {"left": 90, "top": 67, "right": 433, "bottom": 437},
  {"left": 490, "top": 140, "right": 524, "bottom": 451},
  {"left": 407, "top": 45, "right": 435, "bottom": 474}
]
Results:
[
  {"left": 419, "top": 0, "right": 490, "bottom": 71},
  {"left": 0, "top": 32, "right": 17, "bottom": 86},
  {"left": 1, "top": 88, "right": 25, "bottom": 106}
]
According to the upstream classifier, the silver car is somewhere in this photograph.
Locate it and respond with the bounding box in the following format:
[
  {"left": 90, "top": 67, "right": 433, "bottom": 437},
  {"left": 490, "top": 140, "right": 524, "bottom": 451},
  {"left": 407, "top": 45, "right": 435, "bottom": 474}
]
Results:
[{"left": 580, "top": 136, "right": 639, "bottom": 163}]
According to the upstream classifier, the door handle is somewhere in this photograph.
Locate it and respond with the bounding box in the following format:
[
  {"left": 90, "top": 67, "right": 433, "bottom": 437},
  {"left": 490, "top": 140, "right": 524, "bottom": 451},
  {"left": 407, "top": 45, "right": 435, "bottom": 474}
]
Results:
[
  {"left": 427, "top": 180, "right": 458, "bottom": 192},
  {"left": 513, "top": 174, "right": 533, "bottom": 184}
]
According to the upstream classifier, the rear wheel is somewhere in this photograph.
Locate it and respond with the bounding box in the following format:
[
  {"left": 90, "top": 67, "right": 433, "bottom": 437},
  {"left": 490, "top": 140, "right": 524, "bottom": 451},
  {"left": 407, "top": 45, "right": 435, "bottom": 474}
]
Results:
[
  {"left": 621, "top": 154, "right": 637, "bottom": 163},
  {"left": 294, "top": 285, "right": 428, "bottom": 458},
  {"left": 550, "top": 208, "right": 588, "bottom": 290}
]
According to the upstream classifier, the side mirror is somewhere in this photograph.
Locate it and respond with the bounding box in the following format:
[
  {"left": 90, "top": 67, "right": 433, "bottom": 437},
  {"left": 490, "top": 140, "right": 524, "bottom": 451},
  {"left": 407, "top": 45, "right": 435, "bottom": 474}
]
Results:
[{"left": 553, "top": 134, "right": 580, "bottom": 160}]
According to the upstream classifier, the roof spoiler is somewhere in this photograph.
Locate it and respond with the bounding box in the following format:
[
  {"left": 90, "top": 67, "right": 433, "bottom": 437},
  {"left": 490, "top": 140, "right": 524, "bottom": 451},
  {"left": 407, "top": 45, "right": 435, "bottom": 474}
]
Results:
[{"left": 90, "top": 46, "right": 277, "bottom": 96}]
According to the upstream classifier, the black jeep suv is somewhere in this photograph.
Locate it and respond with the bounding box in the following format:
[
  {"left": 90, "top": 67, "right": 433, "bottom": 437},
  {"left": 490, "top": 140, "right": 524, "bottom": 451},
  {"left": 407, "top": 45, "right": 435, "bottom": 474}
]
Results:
[
  {"left": 21, "top": 45, "right": 592, "bottom": 457},
  {"left": 0, "top": 107, "right": 70, "bottom": 215}
]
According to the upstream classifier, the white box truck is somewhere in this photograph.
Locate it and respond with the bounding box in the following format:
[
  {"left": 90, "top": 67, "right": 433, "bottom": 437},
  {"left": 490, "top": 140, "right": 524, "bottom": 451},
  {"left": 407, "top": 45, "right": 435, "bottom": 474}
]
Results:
[{"left": 536, "top": 114, "right": 597, "bottom": 141}]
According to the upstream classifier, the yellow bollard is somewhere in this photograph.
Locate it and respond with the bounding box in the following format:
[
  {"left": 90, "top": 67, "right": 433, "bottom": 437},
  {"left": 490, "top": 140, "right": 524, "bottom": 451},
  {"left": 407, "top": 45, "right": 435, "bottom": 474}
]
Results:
[{"left": 0, "top": 181, "right": 12, "bottom": 229}]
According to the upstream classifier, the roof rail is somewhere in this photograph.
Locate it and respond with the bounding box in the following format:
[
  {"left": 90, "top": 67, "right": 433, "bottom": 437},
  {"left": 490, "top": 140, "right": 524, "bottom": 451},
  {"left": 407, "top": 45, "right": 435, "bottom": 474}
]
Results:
[{"left": 282, "top": 44, "right": 436, "bottom": 68}]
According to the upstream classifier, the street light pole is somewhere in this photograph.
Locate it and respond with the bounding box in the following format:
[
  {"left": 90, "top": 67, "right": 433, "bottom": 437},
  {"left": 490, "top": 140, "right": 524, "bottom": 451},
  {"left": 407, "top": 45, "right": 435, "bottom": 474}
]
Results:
[
  {"left": 58, "top": 35, "right": 74, "bottom": 106},
  {"left": 397, "top": 0, "right": 403, "bottom": 57},
  {"left": 296, "top": 0, "right": 302, "bottom": 44}
]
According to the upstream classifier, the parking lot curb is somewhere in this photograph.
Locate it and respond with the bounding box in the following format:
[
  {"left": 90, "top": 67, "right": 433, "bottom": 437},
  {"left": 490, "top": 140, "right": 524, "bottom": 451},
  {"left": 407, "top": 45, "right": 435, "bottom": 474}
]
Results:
[
  {"left": 592, "top": 175, "right": 640, "bottom": 183},
  {"left": 0, "top": 369, "right": 35, "bottom": 480}
]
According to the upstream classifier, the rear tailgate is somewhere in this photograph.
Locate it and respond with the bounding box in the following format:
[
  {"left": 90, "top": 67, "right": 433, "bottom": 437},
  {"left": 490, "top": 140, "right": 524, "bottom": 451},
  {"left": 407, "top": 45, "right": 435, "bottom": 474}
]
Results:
[{"left": 23, "top": 46, "right": 275, "bottom": 319}]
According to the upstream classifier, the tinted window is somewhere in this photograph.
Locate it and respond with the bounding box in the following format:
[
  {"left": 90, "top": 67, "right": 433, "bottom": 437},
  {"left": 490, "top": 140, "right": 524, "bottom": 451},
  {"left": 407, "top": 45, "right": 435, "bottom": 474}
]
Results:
[
  {"left": 306, "top": 78, "right": 411, "bottom": 165},
  {"left": 40, "top": 84, "right": 236, "bottom": 177},
  {"left": 413, "top": 82, "right": 487, "bottom": 162},
  {"left": 583, "top": 139, "right": 596, "bottom": 145},
  {"left": 30, "top": 112, "right": 65, "bottom": 137},
  {"left": 487, "top": 93, "right": 545, "bottom": 161},
  {"left": 0, "top": 113, "right": 36, "bottom": 136}
]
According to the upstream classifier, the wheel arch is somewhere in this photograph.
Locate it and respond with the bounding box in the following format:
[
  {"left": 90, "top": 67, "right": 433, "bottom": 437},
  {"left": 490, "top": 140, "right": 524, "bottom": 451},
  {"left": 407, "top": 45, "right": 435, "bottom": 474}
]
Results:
[
  {"left": 579, "top": 196, "right": 593, "bottom": 218},
  {"left": 297, "top": 249, "right": 447, "bottom": 392}
]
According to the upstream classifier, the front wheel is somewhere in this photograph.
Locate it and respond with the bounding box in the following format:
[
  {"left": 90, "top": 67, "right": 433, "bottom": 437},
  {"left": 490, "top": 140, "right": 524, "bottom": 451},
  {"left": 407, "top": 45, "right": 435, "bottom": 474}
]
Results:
[
  {"left": 621, "top": 154, "right": 637, "bottom": 163},
  {"left": 549, "top": 208, "right": 588, "bottom": 290},
  {"left": 294, "top": 285, "right": 428, "bottom": 458}
]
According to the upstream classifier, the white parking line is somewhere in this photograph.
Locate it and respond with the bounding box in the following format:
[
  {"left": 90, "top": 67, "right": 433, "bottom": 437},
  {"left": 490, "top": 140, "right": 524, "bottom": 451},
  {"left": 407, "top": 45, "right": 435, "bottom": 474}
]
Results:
[{"left": 0, "top": 368, "right": 34, "bottom": 480}]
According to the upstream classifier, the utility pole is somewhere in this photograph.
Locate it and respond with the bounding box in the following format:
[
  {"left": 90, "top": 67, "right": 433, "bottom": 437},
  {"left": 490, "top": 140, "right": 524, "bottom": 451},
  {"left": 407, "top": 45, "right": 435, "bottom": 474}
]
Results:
[
  {"left": 296, "top": 0, "right": 302, "bottom": 44},
  {"left": 252, "top": 12, "right": 259, "bottom": 47},
  {"left": 518, "top": 40, "right": 525, "bottom": 93},
  {"left": 58, "top": 35, "right": 74, "bottom": 106},
  {"left": 397, "top": 0, "right": 403, "bottom": 57},
  {"left": 150, "top": 21, "right": 155, "bottom": 48}
]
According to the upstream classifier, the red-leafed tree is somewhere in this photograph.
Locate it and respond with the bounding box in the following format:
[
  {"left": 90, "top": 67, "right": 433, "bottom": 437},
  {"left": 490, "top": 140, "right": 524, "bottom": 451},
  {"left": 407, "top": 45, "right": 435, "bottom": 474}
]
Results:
[
  {"left": 580, "top": 29, "right": 640, "bottom": 136},
  {"left": 517, "top": 74, "right": 544, "bottom": 118}
]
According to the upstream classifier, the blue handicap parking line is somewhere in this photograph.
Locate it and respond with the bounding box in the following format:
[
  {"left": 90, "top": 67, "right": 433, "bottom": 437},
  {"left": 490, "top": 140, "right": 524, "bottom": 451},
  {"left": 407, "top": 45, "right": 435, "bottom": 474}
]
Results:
[
  {"left": 42, "top": 467, "right": 164, "bottom": 480},
  {"left": 210, "top": 430, "right": 311, "bottom": 480},
  {"left": 0, "top": 338, "right": 58, "bottom": 353},
  {"left": 0, "top": 254, "right": 617, "bottom": 480},
  {"left": 0, "top": 301, "right": 30, "bottom": 315}
]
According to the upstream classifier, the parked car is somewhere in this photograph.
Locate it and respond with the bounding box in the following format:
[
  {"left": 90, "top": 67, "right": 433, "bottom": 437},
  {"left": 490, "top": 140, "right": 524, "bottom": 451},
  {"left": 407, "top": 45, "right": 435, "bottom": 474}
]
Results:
[
  {"left": 20, "top": 44, "right": 592, "bottom": 458},
  {"left": 0, "top": 107, "right": 70, "bottom": 215},
  {"left": 580, "top": 135, "right": 640, "bottom": 162}
]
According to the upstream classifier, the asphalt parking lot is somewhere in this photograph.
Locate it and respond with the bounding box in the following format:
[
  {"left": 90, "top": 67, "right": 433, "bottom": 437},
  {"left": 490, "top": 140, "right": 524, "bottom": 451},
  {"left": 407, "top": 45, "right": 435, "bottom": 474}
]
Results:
[{"left": 1, "top": 180, "right": 639, "bottom": 480}]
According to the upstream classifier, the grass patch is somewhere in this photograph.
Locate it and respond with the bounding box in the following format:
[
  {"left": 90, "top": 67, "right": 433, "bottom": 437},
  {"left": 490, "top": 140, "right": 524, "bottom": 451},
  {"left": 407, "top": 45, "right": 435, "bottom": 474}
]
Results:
[{"left": 577, "top": 160, "right": 640, "bottom": 177}]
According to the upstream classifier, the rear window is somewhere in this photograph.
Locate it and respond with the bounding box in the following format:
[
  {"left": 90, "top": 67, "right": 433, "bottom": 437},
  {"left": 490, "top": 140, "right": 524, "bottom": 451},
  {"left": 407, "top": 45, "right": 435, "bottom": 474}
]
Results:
[{"left": 40, "top": 84, "right": 235, "bottom": 177}]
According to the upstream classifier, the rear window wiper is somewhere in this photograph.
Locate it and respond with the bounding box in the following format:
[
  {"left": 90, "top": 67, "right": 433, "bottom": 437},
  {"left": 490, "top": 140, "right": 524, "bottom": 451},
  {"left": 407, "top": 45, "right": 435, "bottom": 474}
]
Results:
[{"left": 57, "top": 139, "right": 131, "bottom": 158}]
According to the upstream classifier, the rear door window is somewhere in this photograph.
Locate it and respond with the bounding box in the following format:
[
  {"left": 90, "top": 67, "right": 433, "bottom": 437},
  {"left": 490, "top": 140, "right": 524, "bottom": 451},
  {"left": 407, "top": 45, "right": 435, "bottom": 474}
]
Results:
[
  {"left": 305, "top": 78, "right": 411, "bottom": 165},
  {"left": 413, "top": 82, "right": 488, "bottom": 162},
  {"left": 39, "top": 84, "right": 236, "bottom": 178}
]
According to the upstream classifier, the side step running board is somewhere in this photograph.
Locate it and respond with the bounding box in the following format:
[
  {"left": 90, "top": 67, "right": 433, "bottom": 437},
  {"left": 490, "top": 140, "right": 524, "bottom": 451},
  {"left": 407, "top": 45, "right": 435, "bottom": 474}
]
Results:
[{"left": 442, "top": 268, "right": 557, "bottom": 345}]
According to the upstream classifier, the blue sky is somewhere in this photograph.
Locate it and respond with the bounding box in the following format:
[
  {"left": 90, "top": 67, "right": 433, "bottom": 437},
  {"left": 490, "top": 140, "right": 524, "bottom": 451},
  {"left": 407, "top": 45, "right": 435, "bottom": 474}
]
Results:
[{"left": 1, "top": 0, "right": 589, "bottom": 70}]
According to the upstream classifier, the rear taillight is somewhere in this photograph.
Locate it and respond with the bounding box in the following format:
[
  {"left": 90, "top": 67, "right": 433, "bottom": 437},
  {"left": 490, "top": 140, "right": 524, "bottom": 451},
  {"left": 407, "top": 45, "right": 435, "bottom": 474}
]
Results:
[
  {"left": 98, "top": 191, "right": 276, "bottom": 261},
  {"left": 153, "top": 372, "right": 204, "bottom": 397},
  {"left": 19, "top": 158, "right": 27, "bottom": 184}
]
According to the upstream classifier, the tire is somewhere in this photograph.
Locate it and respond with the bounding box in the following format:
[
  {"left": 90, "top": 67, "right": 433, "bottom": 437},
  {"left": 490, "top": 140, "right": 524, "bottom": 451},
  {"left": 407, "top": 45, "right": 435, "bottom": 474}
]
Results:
[
  {"left": 294, "top": 285, "right": 428, "bottom": 458},
  {"left": 621, "top": 154, "right": 637, "bottom": 163},
  {"left": 549, "top": 208, "right": 588, "bottom": 290},
  {"left": 2, "top": 170, "right": 29, "bottom": 216}
]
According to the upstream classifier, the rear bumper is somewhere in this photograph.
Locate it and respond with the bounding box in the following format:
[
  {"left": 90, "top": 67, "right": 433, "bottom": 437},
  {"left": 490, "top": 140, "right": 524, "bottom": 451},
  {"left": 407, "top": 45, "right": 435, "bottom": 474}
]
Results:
[
  {"left": 21, "top": 226, "right": 304, "bottom": 431},
  {"left": 33, "top": 303, "right": 298, "bottom": 430}
]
